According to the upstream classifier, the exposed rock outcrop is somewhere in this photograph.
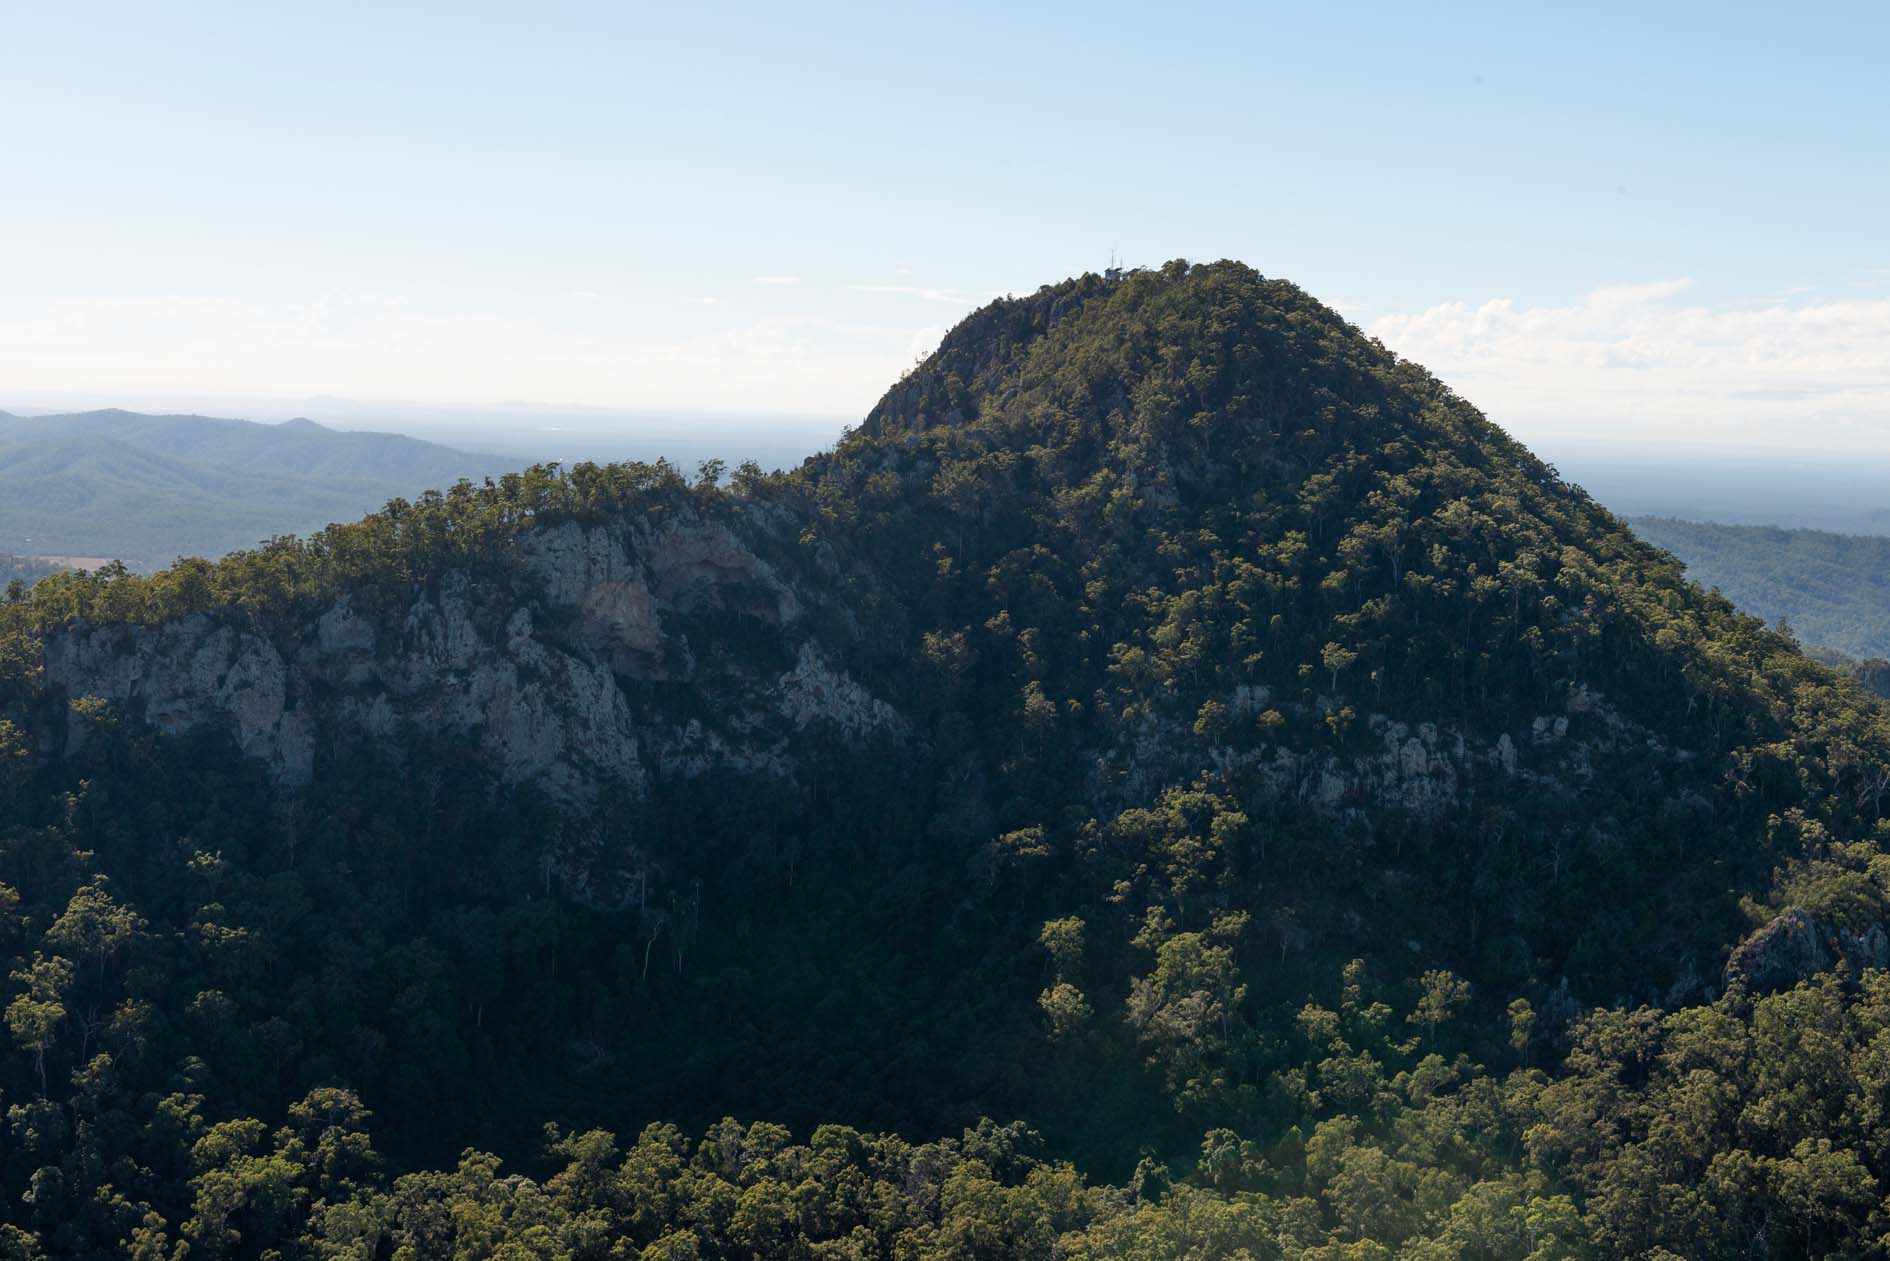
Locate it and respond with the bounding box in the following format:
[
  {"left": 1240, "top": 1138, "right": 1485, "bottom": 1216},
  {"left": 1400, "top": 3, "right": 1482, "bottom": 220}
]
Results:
[
  {"left": 44, "top": 512, "right": 901, "bottom": 811},
  {"left": 1114, "top": 681, "right": 1683, "bottom": 831},
  {"left": 1726, "top": 908, "right": 1890, "bottom": 994}
]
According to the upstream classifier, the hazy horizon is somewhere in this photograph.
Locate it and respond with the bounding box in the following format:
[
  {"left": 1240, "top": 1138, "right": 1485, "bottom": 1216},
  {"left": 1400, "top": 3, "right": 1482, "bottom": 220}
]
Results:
[
  {"left": 13, "top": 391, "right": 1890, "bottom": 543},
  {"left": 0, "top": 391, "right": 852, "bottom": 469},
  {"left": 14, "top": 381, "right": 1890, "bottom": 467}
]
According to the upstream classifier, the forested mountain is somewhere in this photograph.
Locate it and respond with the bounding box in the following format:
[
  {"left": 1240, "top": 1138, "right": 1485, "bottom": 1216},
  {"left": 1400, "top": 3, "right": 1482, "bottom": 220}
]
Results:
[
  {"left": 6, "top": 261, "right": 1890, "bottom": 1257},
  {"left": 1628, "top": 516, "right": 1890, "bottom": 660},
  {"left": 0, "top": 410, "right": 513, "bottom": 569}
]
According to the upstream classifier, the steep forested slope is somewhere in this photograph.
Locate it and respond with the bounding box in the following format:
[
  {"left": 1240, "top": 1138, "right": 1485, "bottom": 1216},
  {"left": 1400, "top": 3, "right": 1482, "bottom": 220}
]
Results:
[{"left": 5, "top": 262, "right": 1890, "bottom": 1258}]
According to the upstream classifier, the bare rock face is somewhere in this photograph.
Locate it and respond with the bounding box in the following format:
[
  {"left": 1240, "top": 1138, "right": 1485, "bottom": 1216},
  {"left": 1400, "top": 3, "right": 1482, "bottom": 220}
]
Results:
[
  {"left": 1119, "top": 678, "right": 1678, "bottom": 833},
  {"left": 775, "top": 643, "right": 901, "bottom": 733},
  {"left": 1726, "top": 910, "right": 1835, "bottom": 992},
  {"left": 1725, "top": 910, "right": 1890, "bottom": 994},
  {"left": 43, "top": 511, "right": 902, "bottom": 810},
  {"left": 47, "top": 615, "right": 317, "bottom": 783}
]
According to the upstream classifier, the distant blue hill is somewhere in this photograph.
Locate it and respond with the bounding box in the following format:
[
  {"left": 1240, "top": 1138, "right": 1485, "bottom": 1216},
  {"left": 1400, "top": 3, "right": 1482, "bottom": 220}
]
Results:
[
  {"left": 1629, "top": 515, "right": 1890, "bottom": 661},
  {"left": 0, "top": 409, "right": 517, "bottom": 568}
]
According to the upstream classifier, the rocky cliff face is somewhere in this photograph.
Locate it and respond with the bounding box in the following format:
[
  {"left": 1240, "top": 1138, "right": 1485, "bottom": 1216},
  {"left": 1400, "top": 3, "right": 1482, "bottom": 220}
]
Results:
[
  {"left": 44, "top": 499, "right": 1678, "bottom": 877},
  {"left": 1105, "top": 676, "right": 1687, "bottom": 835},
  {"left": 44, "top": 511, "right": 906, "bottom": 813},
  {"left": 1725, "top": 907, "right": 1890, "bottom": 994}
]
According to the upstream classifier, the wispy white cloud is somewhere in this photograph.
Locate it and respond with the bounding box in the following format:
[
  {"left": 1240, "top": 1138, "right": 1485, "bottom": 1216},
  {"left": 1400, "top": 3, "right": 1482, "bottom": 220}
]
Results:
[
  {"left": 685, "top": 296, "right": 721, "bottom": 306},
  {"left": 754, "top": 275, "right": 801, "bottom": 286},
  {"left": 850, "top": 283, "right": 979, "bottom": 305},
  {"left": 1369, "top": 279, "right": 1890, "bottom": 449}
]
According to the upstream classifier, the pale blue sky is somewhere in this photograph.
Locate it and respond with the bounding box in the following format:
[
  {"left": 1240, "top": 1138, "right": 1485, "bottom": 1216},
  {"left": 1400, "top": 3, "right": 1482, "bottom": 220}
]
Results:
[{"left": 3, "top": 1, "right": 1887, "bottom": 449}]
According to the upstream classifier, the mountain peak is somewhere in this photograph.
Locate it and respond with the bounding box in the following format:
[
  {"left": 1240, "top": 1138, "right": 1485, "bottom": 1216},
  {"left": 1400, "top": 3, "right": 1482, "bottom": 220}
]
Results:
[
  {"left": 861, "top": 268, "right": 1122, "bottom": 438},
  {"left": 860, "top": 260, "right": 1415, "bottom": 438},
  {"left": 850, "top": 258, "right": 1553, "bottom": 524}
]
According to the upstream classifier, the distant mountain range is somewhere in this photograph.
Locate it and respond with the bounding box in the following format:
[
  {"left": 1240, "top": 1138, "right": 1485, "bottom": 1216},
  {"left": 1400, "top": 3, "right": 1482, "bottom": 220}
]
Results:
[
  {"left": 1629, "top": 515, "right": 1890, "bottom": 661},
  {"left": 0, "top": 409, "right": 516, "bottom": 568}
]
